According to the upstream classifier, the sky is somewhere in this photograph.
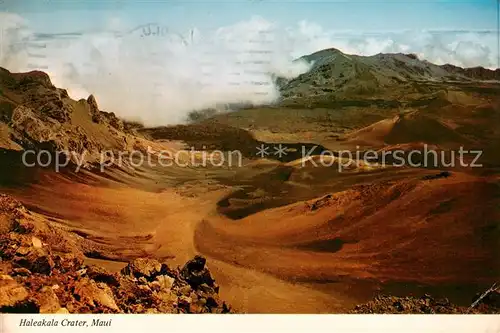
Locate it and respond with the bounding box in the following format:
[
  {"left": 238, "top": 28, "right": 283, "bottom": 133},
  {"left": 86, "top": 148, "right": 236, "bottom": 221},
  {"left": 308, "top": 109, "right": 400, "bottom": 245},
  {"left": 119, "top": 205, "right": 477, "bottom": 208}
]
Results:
[
  {"left": 1, "top": 0, "right": 497, "bottom": 33},
  {"left": 0, "top": 0, "right": 498, "bottom": 125}
]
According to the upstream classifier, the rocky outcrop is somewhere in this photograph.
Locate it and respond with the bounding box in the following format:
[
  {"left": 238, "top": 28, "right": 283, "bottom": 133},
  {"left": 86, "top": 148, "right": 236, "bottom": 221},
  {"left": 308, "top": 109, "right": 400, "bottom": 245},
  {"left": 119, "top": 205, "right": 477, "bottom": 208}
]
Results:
[
  {"left": 3, "top": 70, "right": 73, "bottom": 123},
  {"left": 101, "top": 111, "right": 125, "bottom": 131},
  {"left": 351, "top": 294, "right": 499, "bottom": 314},
  {"left": 0, "top": 194, "right": 232, "bottom": 314},
  {"left": 87, "top": 94, "right": 103, "bottom": 124},
  {"left": 0, "top": 68, "right": 141, "bottom": 166},
  {"left": 84, "top": 95, "right": 124, "bottom": 130}
]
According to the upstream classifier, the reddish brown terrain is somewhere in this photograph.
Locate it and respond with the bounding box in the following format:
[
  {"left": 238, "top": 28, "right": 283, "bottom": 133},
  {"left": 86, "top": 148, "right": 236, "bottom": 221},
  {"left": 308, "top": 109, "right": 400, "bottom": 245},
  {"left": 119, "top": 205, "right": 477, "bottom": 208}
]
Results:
[{"left": 1, "top": 49, "right": 499, "bottom": 314}]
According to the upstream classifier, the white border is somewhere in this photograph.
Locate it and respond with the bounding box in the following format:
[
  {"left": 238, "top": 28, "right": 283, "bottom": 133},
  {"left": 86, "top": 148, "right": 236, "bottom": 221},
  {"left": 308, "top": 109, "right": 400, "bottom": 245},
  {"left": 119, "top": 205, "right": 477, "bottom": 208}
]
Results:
[{"left": 2, "top": 314, "right": 500, "bottom": 333}]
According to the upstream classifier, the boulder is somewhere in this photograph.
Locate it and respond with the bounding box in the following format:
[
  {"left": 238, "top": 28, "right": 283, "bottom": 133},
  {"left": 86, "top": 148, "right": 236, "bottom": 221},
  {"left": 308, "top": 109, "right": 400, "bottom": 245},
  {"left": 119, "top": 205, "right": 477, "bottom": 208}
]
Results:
[
  {"left": 180, "top": 255, "right": 215, "bottom": 289},
  {"left": 155, "top": 275, "right": 175, "bottom": 291},
  {"left": 87, "top": 95, "right": 103, "bottom": 123},
  {"left": 53, "top": 253, "right": 84, "bottom": 273},
  {"left": 73, "top": 278, "right": 119, "bottom": 312},
  {"left": 13, "top": 247, "right": 54, "bottom": 275},
  {"left": 0, "top": 213, "right": 15, "bottom": 234},
  {"left": 31, "top": 236, "right": 42, "bottom": 249},
  {"left": 35, "top": 286, "right": 61, "bottom": 313},
  {"left": 0, "top": 275, "right": 28, "bottom": 308},
  {"left": 86, "top": 265, "right": 120, "bottom": 286},
  {"left": 87, "top": 95, "right": 99, "bottom": 114},
  {"left": 121, "top": 258, "right": 169, "bottom": 281}
]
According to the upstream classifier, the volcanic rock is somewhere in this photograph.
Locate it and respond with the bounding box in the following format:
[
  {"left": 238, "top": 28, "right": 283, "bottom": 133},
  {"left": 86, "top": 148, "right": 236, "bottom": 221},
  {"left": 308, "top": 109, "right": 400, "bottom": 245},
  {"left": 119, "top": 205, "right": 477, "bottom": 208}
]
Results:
[
  {"left": 53, "top": 253, "right": 85, "bottom": 273},
  {"left": 86, "top": 265, "right": 120, "bottom": 286},
  {"left": 87, "top": 95, "right": 103, "bottom": 123},
  {"left": 180, "top": 255, "right": 215, "bottom": 288},
  {"left": 13, "top": 247, "right": 54, "bottom": 275},
  {"left": 0, "top": 275, "right": 28, "bottom": 308},
  {"left": 351, "top": 294, "right": 499, "bottom": 314},
  {"left": 154, "top": 275, "right": 175, "bottom": 291},
  {"left": 34, "top": 286, "right": 61, "bottom": 313},
  {"left": 0, "top": 195, "right": 233, "bottom": 314},
  {"left": 73, "top": 278, "right": 119, "bottom": 312},
  {"left": 120, "top": 258, "right": 169, "bottom": 281}
]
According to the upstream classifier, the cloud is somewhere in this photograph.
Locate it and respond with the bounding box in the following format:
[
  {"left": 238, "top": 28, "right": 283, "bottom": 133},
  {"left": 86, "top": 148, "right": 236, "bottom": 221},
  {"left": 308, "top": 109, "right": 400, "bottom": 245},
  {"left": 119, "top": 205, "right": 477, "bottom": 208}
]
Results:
[
  {"left": 0, "top": 13, "right": 31, "bottom": 69},
  {"left": 0, "top": 14, "right": 498, "bottom": 126}
]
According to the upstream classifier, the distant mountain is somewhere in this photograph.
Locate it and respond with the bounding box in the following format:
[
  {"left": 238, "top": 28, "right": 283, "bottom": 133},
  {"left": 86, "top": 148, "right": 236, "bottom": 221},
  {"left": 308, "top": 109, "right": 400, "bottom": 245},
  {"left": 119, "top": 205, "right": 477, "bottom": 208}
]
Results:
[
  {"left": 440, "top": 64, "right": 500, "bottom": 81},
  {"left": 277, "top": 48, "right": 500, "bottom": 106}
]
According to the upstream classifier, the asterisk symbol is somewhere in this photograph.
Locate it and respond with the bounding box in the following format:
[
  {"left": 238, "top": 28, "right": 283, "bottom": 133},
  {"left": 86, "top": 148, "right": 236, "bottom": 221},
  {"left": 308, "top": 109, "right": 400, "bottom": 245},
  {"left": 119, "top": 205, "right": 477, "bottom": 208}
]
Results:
[
  {"left": 273, "top": 144, "right": 288, "bottom": 158},
  {"left": 256, "top": 144, "right": 269, "bottom": 158}
]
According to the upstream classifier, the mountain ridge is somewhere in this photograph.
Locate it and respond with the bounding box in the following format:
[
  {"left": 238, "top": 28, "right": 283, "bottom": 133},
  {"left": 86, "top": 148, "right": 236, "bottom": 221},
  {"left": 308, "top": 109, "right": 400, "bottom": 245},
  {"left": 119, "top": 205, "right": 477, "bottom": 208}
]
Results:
[{"left": 274, "top": 47, "right": 500, "bottom": 112}]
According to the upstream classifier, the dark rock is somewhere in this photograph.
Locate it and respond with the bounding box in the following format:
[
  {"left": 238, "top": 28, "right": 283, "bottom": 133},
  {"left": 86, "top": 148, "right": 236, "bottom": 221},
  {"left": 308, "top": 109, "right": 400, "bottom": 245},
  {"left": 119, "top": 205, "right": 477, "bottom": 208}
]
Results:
[
  {"left": 14, "top": 248, "right": 54, "bottom": 275},
  {"left": 91, "top": 113, "right": 103, "bottom": 123},
  {"left": 222, "top": 302, "right": 230, "bottom": 313},
  {"left": 393, "top": 300, "right": 405, "bottom": 312},
  {"left": 58, "top": 89, "right": 69, "bottom": 99},
  {"left": 12, "top": 220, "right": 35, "bottom": 234},
  {"left": 206, "top": 296, "right": 218, "bottom": 308},
  {"left": 180, "top": 255, "right": 215, "bottom": 289},
  {"left": 40, "top": 101, "right": 70, "bottom": 123},
  {"left": 422, "top": 171, "right": 451, "bottom": 180},
  {"left": 107, "top": 113, "right": 124, "bottom": 131},
  {"left": 87, "top": 95, "right": 104, "bottom": 123},
  {"left": 53, "top": 253, "right": 84, "bottom": 273},
  {"left": 178, "top": 295, "right": 192, "bottom": 312},
  {"left": 87, "top": 95, "right": 99, "bottom": 114},
  {"left": 15, "top": 71, "right": 54, "bottom": 89},
  {"left": 0, "top": 299, "right": 39, "bottom": 313},
  {"left": 86, "top": 265, "right": 120, "bottom": 286},
  {"left": 351, "top": 294, "right": 475, "bottom": 314}
]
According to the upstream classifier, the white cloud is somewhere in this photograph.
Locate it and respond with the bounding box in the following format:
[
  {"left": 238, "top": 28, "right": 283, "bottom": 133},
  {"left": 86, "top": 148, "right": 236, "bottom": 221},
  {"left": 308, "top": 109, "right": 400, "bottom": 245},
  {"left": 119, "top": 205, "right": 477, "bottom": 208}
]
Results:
[{"left": 0, "top": 13, "right": 31, "bottom": 69}]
